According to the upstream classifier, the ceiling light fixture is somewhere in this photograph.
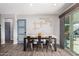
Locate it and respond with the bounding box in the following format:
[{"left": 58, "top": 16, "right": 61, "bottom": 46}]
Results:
[{"left": 30, "top": 4, "right": 33, "bottom": 6}]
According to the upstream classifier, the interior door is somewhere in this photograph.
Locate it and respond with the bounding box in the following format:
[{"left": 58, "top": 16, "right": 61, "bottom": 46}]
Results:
[
  {"left": 5, "top": 22, "right": 11, "bottom": 43},
  {"left": 17, "top": 19, "right": 26, "bottom": 43}
]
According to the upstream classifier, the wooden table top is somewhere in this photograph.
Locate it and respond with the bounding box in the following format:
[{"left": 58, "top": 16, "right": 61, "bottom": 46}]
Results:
[{"left": 24, "top": 36, "right": 56, "bottom": 39}]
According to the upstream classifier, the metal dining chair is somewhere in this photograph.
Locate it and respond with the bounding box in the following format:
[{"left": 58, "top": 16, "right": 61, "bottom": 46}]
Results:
[
  {"left": 27, "top": 36, "right": 33, "bottom": 50},
  {"left": 48, "top": 36, "right": 54, "bottom": 51},
  {"left": 37, "top": 36, "right": 44, "bottom": 50}
]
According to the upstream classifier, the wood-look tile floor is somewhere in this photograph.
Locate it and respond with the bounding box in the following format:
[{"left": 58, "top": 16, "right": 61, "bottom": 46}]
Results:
[{"left": 0, "top": 44, "right": 71, "bottom": 56}]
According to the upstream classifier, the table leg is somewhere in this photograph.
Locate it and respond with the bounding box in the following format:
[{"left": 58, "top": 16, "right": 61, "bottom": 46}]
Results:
[
  {"left": 54, "top": 38, "right": 57, "bottom": 51},
  {"left": 24, "top": 38, "right": 26, "bottom": 51}
]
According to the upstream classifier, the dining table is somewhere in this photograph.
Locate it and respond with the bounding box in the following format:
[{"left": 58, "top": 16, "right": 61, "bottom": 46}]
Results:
[{"left": 23, "top": 36, "right": 57, "bottom": 51}]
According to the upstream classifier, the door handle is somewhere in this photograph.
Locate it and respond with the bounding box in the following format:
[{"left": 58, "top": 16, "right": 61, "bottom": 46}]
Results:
[{"left": 25, "top": 32, "right": 26, "bottom": 34}]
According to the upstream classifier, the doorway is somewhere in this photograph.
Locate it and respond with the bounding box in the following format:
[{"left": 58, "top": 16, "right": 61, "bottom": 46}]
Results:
[
  {"left": 5, "top": 22, "right": 12, "bottom": 43},
  {"left": 64, "top": 10, "right": 79, "bottom": 55}
]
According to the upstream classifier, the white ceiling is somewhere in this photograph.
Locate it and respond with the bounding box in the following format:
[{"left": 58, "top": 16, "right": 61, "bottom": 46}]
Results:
[{"left": 0, "top": 3, "right": 73, "bottom": 15}]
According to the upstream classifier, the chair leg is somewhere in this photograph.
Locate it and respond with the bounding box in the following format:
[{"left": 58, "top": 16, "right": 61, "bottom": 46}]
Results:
[
  {"left": 41, "top": 43, "right": 43, "bottom": 51},
  {"left": 50, "top": 44, "right": 53, "bottom": 51},
  {"left": 41, "top": 43, "right": 43, "bottom": 49},
  {"left": 48, "top": 43, "right": 50, "bottom": 50},
  {"left": 46, "top": 45, "right": 49, "bottom": 52},
  {"left": 46, "top": 43, "right": 49, "bottom": 52},
  {"left": 30, "top": 43, "right": 33, "bottom": 51}
]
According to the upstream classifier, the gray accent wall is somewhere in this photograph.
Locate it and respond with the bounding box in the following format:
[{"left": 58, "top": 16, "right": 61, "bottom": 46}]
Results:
[
  {"left": 60, "top": 16, "right": 65, "bottom": 49},
  {"left": 0, "top": 15, "right": 1, "bottom": 45}
]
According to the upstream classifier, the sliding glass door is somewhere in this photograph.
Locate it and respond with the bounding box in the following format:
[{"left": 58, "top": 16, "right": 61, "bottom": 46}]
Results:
[
  {"left": 64, "top": 10, "right": 79, "bottom": 55},
  {"left": 73, "top": 11, "right": 79, "bottom": 54},
  {"left": 73, "top": 22, "right": 79, "bottom": 54},
  {"left": 64, "top": 15, "right": 70, "bottom": 49}
]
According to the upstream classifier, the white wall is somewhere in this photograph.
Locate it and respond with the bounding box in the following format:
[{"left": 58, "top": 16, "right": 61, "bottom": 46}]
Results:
[
  {"left": 1, "top": 14, "right": 60, "bottom": 44},
  {"left": 1, "top": 14, "right": 14, "bottom": 44},
  {"left": 17, "top": 15, "right": 60, "bottom": 44},
  {"left": 1, "top": 16, "right": 5, "bottom": 44}
]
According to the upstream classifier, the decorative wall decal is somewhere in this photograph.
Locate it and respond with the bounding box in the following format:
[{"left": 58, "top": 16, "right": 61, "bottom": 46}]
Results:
[{"left": 27, "top": 17, "right": 52, "bottom": 36}]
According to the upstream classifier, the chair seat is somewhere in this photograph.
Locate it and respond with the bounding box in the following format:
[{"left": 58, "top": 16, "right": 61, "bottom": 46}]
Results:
[{"left": 33, "top": 39, "right": 46, "bottom": 44}]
